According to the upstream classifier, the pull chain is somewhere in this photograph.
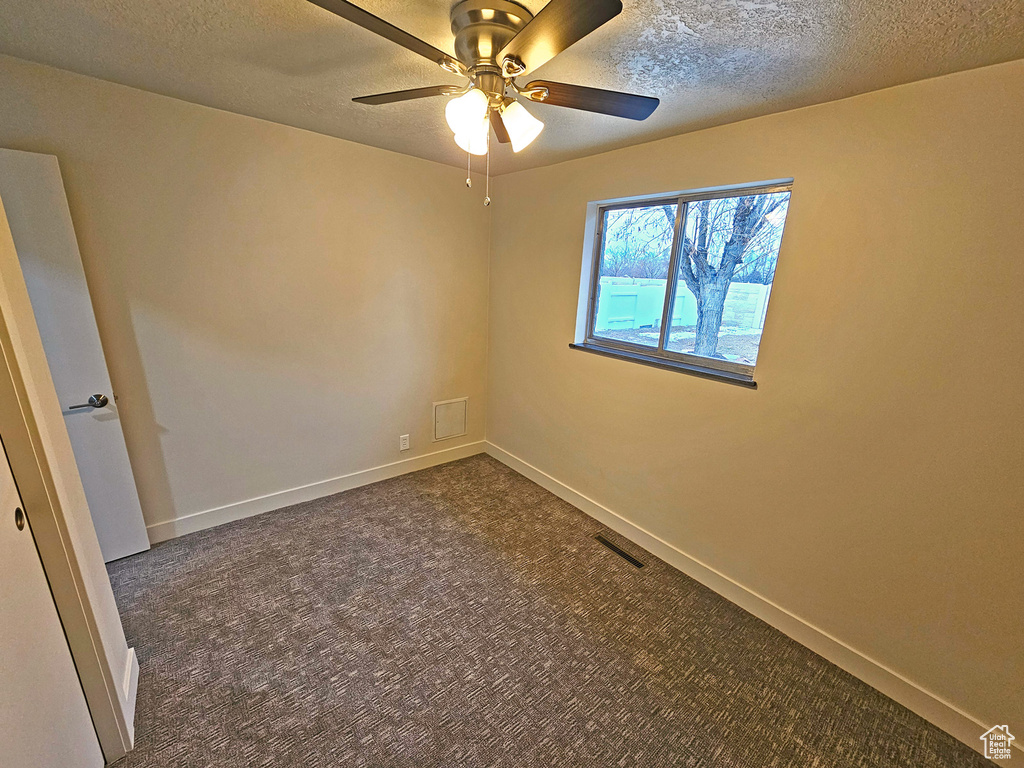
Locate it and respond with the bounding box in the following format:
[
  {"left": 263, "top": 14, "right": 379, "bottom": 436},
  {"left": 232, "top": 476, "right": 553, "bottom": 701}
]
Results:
[
  {"left": 465, "top": 149, "right": 472, "bottom": 188},
  {"left": 483, "top": 129, "right": 491, "bottom": 207}
]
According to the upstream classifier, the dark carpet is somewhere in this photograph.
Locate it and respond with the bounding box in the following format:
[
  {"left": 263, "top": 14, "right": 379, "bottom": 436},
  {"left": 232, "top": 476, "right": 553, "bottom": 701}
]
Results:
[{"left": 107, "top": 454, "right": 991, "bottom": 767}]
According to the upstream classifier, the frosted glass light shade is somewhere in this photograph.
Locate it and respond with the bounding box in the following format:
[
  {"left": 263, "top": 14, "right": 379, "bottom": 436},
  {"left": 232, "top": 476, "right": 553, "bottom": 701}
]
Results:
[
  {"left": 501, "top": 100, "right": 544, "bottom": 153},
  {"left": 454, "top": 118, "right": 489, "bottom": 156},
  {"left": 445, "top": 89, "right": 489, "bottom": 135}
]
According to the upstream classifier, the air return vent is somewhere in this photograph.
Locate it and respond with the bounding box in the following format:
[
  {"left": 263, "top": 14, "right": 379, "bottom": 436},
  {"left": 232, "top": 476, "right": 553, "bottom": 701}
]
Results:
[
  {"left": 594, "top": 534, "right": 645, "bottom": 568},
  {"left": 433, "top": 397, "right": 468, "bottom": 441}
]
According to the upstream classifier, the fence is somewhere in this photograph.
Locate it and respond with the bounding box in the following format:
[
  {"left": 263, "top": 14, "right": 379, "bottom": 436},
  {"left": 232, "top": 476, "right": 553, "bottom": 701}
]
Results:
[{"left": 594, "top": 277, "right": 772, "bottom": 333}]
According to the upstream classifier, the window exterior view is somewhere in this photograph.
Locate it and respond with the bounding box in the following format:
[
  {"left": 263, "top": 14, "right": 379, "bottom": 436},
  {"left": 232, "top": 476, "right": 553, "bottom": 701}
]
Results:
[{"left": 585, "top": 183, "right": 792, "bottom": 382}]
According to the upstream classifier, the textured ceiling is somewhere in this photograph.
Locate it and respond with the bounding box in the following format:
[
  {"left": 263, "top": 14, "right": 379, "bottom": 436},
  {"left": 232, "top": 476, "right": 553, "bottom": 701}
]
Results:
[{"left": 1, "top": 0, "right": 1022, "bottom": 174}]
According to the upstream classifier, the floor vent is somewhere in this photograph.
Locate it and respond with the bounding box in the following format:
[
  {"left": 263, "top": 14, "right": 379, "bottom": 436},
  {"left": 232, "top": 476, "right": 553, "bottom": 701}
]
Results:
[{"left": 594, "top": 534, "right": 645, "bottom": 568}]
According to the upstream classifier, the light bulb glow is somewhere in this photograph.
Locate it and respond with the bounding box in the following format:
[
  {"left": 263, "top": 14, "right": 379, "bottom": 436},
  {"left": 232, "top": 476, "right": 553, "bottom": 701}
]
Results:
[
  {"left": 501, "top": 100, "right": 544, "bottom": 153},
  {"left": 454, "top": 118, "right": 489, "bottom": 156},
  {"left": 445, "top": 89, "right": 489, "bottom": 135}
]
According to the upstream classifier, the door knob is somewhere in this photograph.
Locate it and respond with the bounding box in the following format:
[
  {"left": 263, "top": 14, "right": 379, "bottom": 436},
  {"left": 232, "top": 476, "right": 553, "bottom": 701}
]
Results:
[
  {"left": 68, "top": 394, "right": 109, "bottom": 410},
  {"left": 15, "top": 507, "right": 25, "bottom": 531}
]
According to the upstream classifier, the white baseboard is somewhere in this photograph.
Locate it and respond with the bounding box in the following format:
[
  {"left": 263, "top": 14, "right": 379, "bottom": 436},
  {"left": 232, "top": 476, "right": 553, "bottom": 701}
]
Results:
[
  {"left": 484, "top": 441, "right": 1003, "bottom": 758},
  {"left": 121, "top": 647, "right": 139, "bottom": 747},
  {"left": 146, "top": 441, "right": 486, "bottom": 543}
]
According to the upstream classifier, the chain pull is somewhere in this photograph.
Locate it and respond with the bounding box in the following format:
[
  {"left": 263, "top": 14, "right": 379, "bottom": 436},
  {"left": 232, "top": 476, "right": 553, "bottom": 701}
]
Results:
[{"left": 483, "top": 129, "right": 491, "bottom": 207}]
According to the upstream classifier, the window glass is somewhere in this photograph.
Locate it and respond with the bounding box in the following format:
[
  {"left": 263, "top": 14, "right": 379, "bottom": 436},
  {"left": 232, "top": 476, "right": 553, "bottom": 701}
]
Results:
[
  {"left": 591, "top": 203, "right": 677, "bottom": 349},
  {"left": 665, "top": 192, "right": 789, "bottom": 364},
  {"left": 582, "top": 184, "right": 792, "bottom": 381}
]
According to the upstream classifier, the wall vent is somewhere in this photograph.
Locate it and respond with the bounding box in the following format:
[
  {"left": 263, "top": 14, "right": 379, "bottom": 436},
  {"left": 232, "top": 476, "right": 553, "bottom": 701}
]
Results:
[{"left": 433, "top": 397, "right": 468, "bottom": 441}]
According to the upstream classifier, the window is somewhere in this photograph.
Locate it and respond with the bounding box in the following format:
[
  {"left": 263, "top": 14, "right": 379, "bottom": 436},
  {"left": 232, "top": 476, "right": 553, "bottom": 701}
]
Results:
[{"left": 575, "top": 182, "right": 792, "bottom": 385}]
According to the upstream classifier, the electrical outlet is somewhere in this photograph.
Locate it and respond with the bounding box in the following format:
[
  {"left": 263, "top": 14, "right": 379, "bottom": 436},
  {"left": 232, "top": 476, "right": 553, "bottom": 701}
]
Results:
[{"left": 399, "top": 434, "right": 410, "bottom": 451}]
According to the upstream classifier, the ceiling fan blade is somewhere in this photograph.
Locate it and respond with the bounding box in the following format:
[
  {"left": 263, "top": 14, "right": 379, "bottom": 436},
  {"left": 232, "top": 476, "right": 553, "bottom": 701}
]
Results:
[
  {"left": 498, "top": 0, "right": 622, "bottom": 76},
  {"left": 307, "top": 0, "right": 460, "bottom": 70},
  {"left": 524, "top": 80, "right": 659, "bottom": 120},
  {"left": 490, "top": 110, "right": 511, "bottom": 144},
  {"left": 353, "top": 85, "right": 463, "bottom": 105}
]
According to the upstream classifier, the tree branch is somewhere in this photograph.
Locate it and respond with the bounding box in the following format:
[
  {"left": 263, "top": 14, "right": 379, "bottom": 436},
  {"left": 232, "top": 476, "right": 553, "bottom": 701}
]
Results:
[
  {"left": 688, "top": 200, "right": 712, "bottom": 278},
  {"left": 679, "top": 235, "right": 700, "bottom": 296}
]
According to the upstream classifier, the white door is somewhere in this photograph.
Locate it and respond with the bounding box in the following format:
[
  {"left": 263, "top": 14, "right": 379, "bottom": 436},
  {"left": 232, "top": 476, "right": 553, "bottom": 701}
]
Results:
[
  {"left": 0, "top": 149, "right": 150, "bottom": 562},
  {"left": 0, "top": 436, "right": 105, "bottom": 768}
]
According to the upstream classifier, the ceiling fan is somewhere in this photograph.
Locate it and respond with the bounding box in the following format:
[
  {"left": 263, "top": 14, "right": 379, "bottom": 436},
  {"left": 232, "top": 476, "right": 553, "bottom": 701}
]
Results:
[{"left": 307, "top": 0, "right": 659, "bottom": 166}]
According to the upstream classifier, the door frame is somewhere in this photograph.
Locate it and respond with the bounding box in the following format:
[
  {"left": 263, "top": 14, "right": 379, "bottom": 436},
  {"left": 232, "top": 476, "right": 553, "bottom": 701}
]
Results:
[{"left": 0, "top": 195, "right": 136, "bottom": 762}]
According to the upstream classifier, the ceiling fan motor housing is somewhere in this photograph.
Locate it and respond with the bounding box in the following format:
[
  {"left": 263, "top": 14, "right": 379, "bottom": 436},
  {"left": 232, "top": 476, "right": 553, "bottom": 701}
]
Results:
[
  {"left": 326, "top": 0, "right": 657, "bottom": 126},
  {"left": 450, "top": 0, "right": 533, "bottom": 101}
]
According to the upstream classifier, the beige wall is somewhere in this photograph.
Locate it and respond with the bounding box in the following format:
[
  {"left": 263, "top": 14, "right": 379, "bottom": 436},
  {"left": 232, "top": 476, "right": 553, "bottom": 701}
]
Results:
[
  {"left": 0, "top": 55, "right": 490, "bottom": 532},
  {"left": 487, "top": 60, "right": 1023, "bottom": 736}
]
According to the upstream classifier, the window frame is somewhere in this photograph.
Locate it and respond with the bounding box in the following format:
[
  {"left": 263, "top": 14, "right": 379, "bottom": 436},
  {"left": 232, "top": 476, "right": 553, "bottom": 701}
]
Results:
[{"left": 580, "top": 180, "right": 793, "bottom": 384}]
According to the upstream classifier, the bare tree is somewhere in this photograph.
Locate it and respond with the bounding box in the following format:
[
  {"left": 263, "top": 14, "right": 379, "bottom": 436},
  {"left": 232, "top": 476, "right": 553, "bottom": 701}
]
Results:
[
  {"left": 603, "top": 206, "right": 674, "bottom": 279},
  {"left": 674, "top": 193, "right": 788, "bottom": 357}
]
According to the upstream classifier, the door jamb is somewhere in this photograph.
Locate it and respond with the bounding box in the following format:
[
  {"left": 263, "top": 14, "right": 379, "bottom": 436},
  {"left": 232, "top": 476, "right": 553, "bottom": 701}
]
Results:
[{"left": 0, "top": 197, "right": 135, "bottom": 763}]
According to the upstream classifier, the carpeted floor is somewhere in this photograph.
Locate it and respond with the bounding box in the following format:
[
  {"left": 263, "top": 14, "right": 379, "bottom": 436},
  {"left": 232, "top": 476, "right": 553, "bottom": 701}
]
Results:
[{"left": 108, "top": 454, "right": 991, "bottom": 767}]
